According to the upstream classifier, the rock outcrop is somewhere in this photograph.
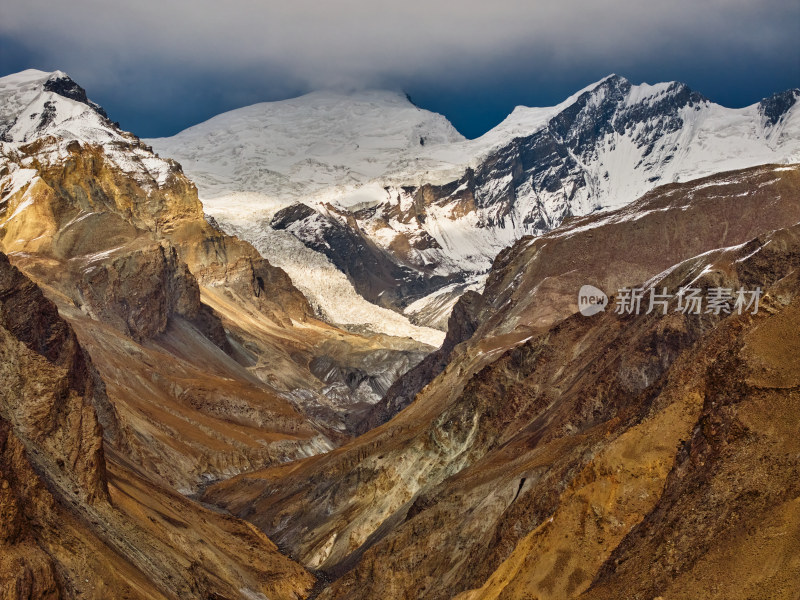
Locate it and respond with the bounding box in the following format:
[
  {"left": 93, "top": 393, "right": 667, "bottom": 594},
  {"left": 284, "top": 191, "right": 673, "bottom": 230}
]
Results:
[
  {"left": 355, "top": 289, "right": 482, "bottom": 434},
  {"left": 0, "top": 251, "right": 111, "bottom": 502}
]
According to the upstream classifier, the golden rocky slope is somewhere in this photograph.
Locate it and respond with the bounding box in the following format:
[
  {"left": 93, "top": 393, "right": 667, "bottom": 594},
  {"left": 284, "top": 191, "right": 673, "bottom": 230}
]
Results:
[
  {"left": 206, "top": 164, "right": 800, "bottom": 599},
  {"left": 0, "top": 113, "right": 431, "bottom": 493},
  {"left": 0, "top": 252, "right": 315, "bottom": 599}
]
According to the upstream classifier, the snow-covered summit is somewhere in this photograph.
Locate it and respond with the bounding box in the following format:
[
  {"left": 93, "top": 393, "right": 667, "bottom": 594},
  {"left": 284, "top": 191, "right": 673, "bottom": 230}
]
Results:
[
  {"left": 147, "top": 74, "right": 800, "bottom": 331},
  {"left": 147, "top": 76, "right": 628, "bottom": 202},
  {"left": 148, "top": 89, "right": 466, "bottom": 201},
  {"left": 0, "top": 69, "right": 177, "bottom": 188},
  {"left": 150, "top": 74, "right": 800, "bottom": 210},
  {"left": 6, "top": 69, "right": 796, "bottom": 335},
  {"left": 0, "top": 69, "right": 122, "bottom": 144}
]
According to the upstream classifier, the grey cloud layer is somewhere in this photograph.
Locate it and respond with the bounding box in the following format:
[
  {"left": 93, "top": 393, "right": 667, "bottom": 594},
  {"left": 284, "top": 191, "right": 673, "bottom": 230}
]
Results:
[{"left": 3, "top": 0, "right": 798, "bottom": 88}]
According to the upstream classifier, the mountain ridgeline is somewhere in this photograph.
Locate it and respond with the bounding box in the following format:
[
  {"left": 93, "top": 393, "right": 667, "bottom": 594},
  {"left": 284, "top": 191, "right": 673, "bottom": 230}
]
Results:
[{"left": 151, "top": 75, "right": 800, "bottom": 329}]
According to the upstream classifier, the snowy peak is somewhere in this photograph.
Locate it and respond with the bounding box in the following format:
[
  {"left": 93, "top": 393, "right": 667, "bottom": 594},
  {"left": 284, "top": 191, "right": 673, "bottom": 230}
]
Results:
[
  {"left": 540, "top": 75, "right": 706, "bottom": 153},
  {"left": 434, "top": 76, "right": 798, "bottom": 244},
  {"left": 0, "top": 69, "right": 119, "bottom": 144},
  {"left": 175, "top": 88, "right": 464, "bottom": 146},
  {"left": 0, "top": 70, "right": 180, "bottom": 190},
  {"left": 145, "top": 73, "right": 800, "bottom": 333},
  {"left": 41, "top": 71, "right": 109, "bottom": 118},
  {"left": 473, "top": 75, "right": 704, "bottom": 155},
  {"left": 147, "top": 89, "right": 466, "bottom": 200}
]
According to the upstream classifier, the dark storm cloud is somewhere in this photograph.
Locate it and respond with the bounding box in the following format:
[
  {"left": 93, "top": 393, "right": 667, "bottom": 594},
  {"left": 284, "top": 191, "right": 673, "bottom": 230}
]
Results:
[{"left": 2, "top": 0, "right": 798, "bottom": 137}]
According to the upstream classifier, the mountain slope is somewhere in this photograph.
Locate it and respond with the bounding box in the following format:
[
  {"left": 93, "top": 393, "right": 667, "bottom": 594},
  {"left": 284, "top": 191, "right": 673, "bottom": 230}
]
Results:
[
  {"left": 0, "top": 251, "right": 315, "bottom": 599},
  {"left": 204, "top": 163, "right": 800, "bottom": 599},
  {"left": 0, "top": 69, "right": 435, "bottom": 494}
]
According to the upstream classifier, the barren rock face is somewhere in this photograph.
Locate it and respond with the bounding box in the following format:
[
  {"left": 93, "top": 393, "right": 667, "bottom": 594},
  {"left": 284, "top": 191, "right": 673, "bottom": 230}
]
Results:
[
  {"left": 0, "top": 251, "right": 110, "bottom": 503},
  {"left": 356, "top": 289, "right": 483, "bottom": 434},
  {"left": 205, "top": 164, "right": 800, "bottom": 599},
  {"left": 74, "top": 240, "right": 231, "bottom": 345},
  {"left": 456, "top": 226, "right": 800, "bottom": 600},
  {"left": 0, "top": 419, "right": 64, "bottom": 600},
  {"left": 0, "top": 137, "right": 314, "bottom": 327},
  {"left": 0, "top": 250, "right": 316, "bottom": 600}
]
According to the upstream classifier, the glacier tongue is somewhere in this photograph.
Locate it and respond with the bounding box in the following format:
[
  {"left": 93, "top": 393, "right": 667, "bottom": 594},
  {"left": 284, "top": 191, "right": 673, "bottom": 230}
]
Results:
[{"left": 205, "top": 195, "right": 445, "bottom": 347}]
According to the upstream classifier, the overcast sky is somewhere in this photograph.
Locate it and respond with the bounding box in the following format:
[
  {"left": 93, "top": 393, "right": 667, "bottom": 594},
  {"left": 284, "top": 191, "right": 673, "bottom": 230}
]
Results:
[{"left": 2, "top": 0, "right": 798, "bottom": 138}]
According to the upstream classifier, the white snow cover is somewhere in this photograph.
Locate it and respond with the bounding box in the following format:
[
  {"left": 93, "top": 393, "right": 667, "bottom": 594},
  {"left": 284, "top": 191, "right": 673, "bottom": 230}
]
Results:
[
  {"left": 0, "top": 153, "right": 40, "bottom": 229},
  {"left": 207, "top": 195, "right": 445, "bottom": 347},
  {"left": 148, "top": 90, "right": 468, "bottom": 202},
  {"left": 0, "top": 70, "right": 174, "bottom": 190},
  {"left": 147, "top": 77, "right": 800, "bottom": 330},
  {"left": 147, "top": 77, "right": 621, "bottom": 201},
  {"left": 402, "top": 274, "right": 487, "bottom": 329},
  {"left": 0, "top": 165, "right": 38, "bottom": 205}
]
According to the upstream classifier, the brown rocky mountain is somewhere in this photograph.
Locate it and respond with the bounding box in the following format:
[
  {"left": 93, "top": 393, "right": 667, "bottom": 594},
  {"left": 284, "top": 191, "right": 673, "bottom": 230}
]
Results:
[
  {"left": 206, "top": 163, "right": 800, "bottom": 599},
  {"left": 0, "top": 252, "right": 315, "bottom": 599}
]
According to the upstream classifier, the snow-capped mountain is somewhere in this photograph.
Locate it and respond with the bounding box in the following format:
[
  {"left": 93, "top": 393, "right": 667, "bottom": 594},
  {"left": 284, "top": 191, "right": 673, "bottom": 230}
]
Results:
[
  {"left": 351, "top": 76, "right": 800, "bottom": 273},
  {"left": 0, "top": 69, "right": 178, "bottom": 190},
  {"left": 0, "top": 69, "right": 115, "bottom": 143},
  {"left": 149, "top": 76, "right": 800, "bottom": 329},
  {"left": 150, "top": 89, "right": 468, "bottom": 201},
  {"left": 0, "top": 70, "right": 444, "bottom": 344}
]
